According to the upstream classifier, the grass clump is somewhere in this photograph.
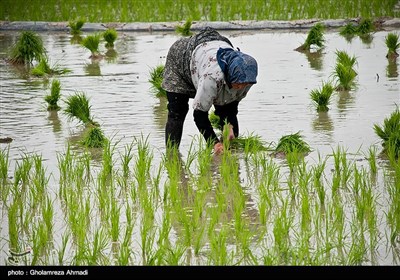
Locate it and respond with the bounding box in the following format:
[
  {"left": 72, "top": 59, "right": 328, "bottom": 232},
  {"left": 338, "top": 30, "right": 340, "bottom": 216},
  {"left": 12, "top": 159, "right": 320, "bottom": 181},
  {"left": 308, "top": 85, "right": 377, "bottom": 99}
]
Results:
[
  {"left": 357, "top": 18, "right": 375, "bottom": 35},
  {"left": 274, "top": 131, "right": 311, "bottom": 155},
  {"left": 339, "top": 18, "right": 375, "bottom": 41},
  {"left": 295, "top": 23, "right": 325, "bottom": 52},
  {"left": 64, "top": 91, "right": 98, "bottom": 126},
  {"left": 175, "top": 20, "right": 193, "bottom": 36},
  {"left": 209, "top": 111, "right": 220, "bottom": 129},
  {"left": 31, "top": 57, "right": 71, "bottom": 77},
  {"left": 81, "top": 126, "right": 108, "bottom": 148},
  {"left": 8, "top": 31, "right": 46, "bottom": 65},
  {"left": 332, "top": 50, "right": 358, "bottom": 91},
  {"left": 148, "top": 65, "right": 166, "bottom": 97},
  {"left": 45, "top": 79, "right": 61, "bottom": 111},
  {"left": 340, "top": 22, "right": 358, "bottom": 37},
  {"left": 81, "top": 33, "right": 102, "bottom": 59},
  {"left": 310, "top": 81, "right": 335, "bottom": 112},
  {"left": 230, "top": 133, "right": 271, "bottom": 152},
  {"left": 335, "top": 50, "right": 357, "bottom": 73},
  {"left": 373, "top": 105, "right": 400, "bottom": 159},
  {"left": 385, "top": 32, "right": 400, "bottom": 60},
  {"left": 332, "top": 63, "right": 357, "bottom": 91},
  {"left": 103, "top": 28, "right": 118, "bottom": 48},
  {"left": 68, "top": 19, "right": 85, "bottom": 35}
]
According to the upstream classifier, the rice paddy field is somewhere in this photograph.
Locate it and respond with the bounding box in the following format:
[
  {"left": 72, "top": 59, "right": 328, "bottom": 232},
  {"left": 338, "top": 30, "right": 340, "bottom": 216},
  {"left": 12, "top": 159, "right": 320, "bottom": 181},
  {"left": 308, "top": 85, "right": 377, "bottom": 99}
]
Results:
[{"left": 0, "top": 0, "right": 400, "bottom": 268}]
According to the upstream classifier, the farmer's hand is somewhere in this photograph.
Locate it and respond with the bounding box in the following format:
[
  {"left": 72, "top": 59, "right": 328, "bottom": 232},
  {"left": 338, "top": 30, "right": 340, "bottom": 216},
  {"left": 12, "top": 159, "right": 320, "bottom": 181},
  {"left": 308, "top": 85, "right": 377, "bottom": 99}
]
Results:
[
  {"left": 214, "top": 142, "right": 224, "bottom": 155},
  {"left": 228, "top": 124, "right": 235, "bottom": 140}
]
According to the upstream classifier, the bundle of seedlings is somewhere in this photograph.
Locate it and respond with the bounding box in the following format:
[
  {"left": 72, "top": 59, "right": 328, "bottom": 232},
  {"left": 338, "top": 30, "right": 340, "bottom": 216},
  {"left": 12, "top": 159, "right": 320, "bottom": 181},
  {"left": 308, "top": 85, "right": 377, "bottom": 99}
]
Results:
[
  {"left": 374, "top": 105, "right": 400, "bottom": 160},
  {"left": 385, "top": 32, "right": 400, "bottom": 60},
  {"left": 295, "top": 23, "right": 325, "bottom": 52},
  {"left": 175, "top": 20, "right": 193, "bottom": 36},
  {"left": 81, "top": 33, "right": 103, "bottom": 59},
  {"left": 273, "top": 131, "right": 311, "bottom": 157},
  {"left": 230, "top": 133, "right": 271, "bottom": 152},
  {"left": 217, "top": 123, "right": 271, "bottom": 153},
  {"left": 31, "top": 56, "right": 71, "bottom": 77},
  {"left": 148, "top": 64, "right": 166, "bottom": 97},
  {"left": 80, "top": 126, "right": 108, "bottom": 148},
  {"left": 310, "top": 81, "right": 335, "bottom": 112},
  {"left": 339, "top": 18, "right": 375, "bottom": 41},
  {"left": 7, "top": 30, "right": 46, "bottom": 65},
  {"left": 45, "top": 79, "right": 62, "bottom": 111},
  {"left": 68, "top": 19, "right": 85, "bottom": 35},
  {"left": 335, "top": 50, "right": 358, "bottom": 75},
  {"left": 64, "top": 91, "right": 107, "bottom": 148},
  {"left": 64, "top": 91, "right": 98, "bottom": 126},
  {"left": 332, "top": 50, "right": 358, "bottom": 91},
  {"left": 103, "top": 28, "right": 118, "bottom": 48}
]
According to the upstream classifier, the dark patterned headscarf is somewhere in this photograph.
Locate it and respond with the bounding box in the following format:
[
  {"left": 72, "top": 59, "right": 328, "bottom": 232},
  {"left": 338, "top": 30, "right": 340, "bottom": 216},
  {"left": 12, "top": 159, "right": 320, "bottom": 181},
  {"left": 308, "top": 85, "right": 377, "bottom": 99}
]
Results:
[{"left": 217, "top": 48, "right": 258, "bottom": 88}]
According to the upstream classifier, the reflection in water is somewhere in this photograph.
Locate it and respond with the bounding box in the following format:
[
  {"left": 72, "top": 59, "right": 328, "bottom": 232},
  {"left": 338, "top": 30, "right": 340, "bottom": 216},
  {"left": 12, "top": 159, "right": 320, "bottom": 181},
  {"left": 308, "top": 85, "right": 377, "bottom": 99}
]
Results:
[
  {"left": 47, "top": 110, "right": 62, "bottom": 133},
  {"left": 67, "top": 126, "right": 104, "bottom": 164},
  {"left": 360, "top": 34, "right": 373, "bottom": 47},
  {"left": 342, "top": 34, "right": 355, "bottom": 44},
  {"left": 312, "top": 111, "right": 334, "bottom": 132},
  {"left": 305, "top": 49, "right": 323, "bottom": 70},
  {"left": 105, "top": 48, "right": 118, "bottom": 63},
  {"left": 387, "top": 60, "right": 398, "bottom": 78},
  {"left": 84, "top": 61, "right": 101, "bottom": 76},
  {"left": 153, "top": 96, "right": 168, "bottom": 131},
  {"left": 70, "top": 34, "right": 82, "bottom": 45},
  {"left": 337, "top": 90, "right": 355, "bottom": 115}
]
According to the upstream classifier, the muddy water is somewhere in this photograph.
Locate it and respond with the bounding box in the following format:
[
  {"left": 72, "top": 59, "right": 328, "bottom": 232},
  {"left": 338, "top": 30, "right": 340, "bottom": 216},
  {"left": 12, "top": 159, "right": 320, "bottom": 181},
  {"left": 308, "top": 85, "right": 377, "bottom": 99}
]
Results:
[
  {"left": 0, "top": 28, "right": 399, "bottom": 265},
  {"left": 1, "top": 30, "right": 399, "bottom": 171}
]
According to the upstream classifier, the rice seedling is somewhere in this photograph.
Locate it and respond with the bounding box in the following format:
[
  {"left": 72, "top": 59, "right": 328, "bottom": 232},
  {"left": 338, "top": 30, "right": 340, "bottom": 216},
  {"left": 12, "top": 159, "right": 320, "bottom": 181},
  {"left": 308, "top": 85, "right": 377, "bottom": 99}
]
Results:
[
  {"left": 230, "top": 132, "right": 272, "bottom": 153},
  {"left": 103, "top": 28, "right": 118, "bottom": 48},
  {"left": 356, "top": 18, "right": 374, "bottom": 35},
  {"left": 385, "top": 32, "right": 400, "bottom": 60},
  {"left": 3, "top": 0, "right": 400, "bottom": 22},
  {"left": 2, "top": 132, "right": 400, "bottom": 265},
  {"left": 68, "top": 19, "right": 85, "bottom": 35},
  {"left": 310, "top": 81, "right": 335, "bottom": 112},
  {"left": 339, "top": 22, "right": 358, "bottom": 37},
  {"left": 64, "top": 91, "right": 98, "bottom": 126},
  {"left": 332, "top": 62, "right": 357, "bottom": 91},
  {"left": 81, "top": 126, "right": 108, "bottom": 148},
  {"left": 8, "top": 30, "right": 46, "bottom": 65},
  {"left": 295, "top": 23, "right": 325, "bottom": 52},
  {"left": 175, "top": 19, "right": 193, "bottom": 36},
  {"left": 0, "top": 146, "right": 9, "bottom": 183},
  {"left": 311, "top": 155, "right": 327, "bottom": 205},
  {"left": 31, "top": 57, "right": 71, "bottom": 77},
  {"left": 81, "top": 33, "right": 103, "bottom": 59},
  {"left": 373, "top": 105, "right": 400, "bottom": 159},
  {"left": 335, "top": 50, "right": 357, "bottom": 74},
  {"left": 87, "top": 228, "right": 110, "bottom": 265},
  {"left": 209, "top": 110, "right": 220, "bottom": 129},
  {"left": 366, "top": 146, "right": 377, "bottom": 174},
  {"left": 148, "top": 64, "right": 166, "bottom": 97},
  {"left": 45, "top": 79, "right": 61, "bottom": 111},
  {"left": 274, "top": 131, "right": 311, "bottom": 156}
]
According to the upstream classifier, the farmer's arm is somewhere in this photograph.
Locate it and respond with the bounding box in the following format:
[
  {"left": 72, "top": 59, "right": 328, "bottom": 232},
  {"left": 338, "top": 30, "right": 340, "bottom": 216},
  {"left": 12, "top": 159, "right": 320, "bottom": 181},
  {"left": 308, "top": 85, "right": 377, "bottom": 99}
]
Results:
[
  {"left": 214, "top": 101, "right": 239, "bottom": 139},
  {"left": 192, "top": 78, "right": 221, "bottom": 151}
]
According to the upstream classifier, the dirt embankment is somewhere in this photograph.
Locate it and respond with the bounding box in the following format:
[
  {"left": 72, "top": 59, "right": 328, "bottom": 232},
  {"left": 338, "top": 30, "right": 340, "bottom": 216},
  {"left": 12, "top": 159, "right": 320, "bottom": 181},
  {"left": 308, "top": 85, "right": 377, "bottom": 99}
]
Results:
[{"left": 1, "top": 18, "right": 400, "bottom": 32}]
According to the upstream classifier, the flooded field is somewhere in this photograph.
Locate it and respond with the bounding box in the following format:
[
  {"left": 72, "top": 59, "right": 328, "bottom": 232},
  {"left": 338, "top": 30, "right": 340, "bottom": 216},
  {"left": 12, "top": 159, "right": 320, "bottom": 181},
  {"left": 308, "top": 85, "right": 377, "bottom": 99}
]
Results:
[{"left": 0, "top": 27, "right": 399, "bottom": 265}]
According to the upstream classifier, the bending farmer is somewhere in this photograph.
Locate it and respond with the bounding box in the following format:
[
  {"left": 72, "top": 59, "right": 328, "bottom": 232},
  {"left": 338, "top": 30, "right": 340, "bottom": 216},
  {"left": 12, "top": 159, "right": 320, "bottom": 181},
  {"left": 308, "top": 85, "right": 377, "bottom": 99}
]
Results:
[{"left": 162, "top": 27, "right": 258, "bottom": 154}]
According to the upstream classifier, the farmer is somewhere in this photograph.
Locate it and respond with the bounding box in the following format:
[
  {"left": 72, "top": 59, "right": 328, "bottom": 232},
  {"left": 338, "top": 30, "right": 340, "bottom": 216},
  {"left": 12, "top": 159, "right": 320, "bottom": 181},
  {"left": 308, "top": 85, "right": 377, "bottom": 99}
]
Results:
[{"left": 162, "top": 27, "right": 258, "bottom": 154}]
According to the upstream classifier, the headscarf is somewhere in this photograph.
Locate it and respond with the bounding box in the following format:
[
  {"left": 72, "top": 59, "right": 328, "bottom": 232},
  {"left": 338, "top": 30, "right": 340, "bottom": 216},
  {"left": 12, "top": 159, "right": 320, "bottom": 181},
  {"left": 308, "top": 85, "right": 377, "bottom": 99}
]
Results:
[{"left": 217, "top": 48, "right": 258, "bottom": 88}]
